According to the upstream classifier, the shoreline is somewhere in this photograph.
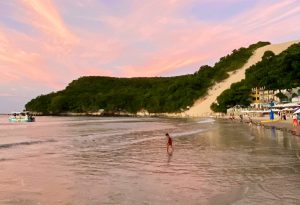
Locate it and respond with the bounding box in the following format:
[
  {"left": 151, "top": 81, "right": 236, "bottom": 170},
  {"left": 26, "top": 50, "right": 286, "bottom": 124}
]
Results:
[
  {"left": 9, "top": 111, "right": 300, "bottom": 136},
  {"left": 217, "top": 115, "right": 300, "bottom": 136}
]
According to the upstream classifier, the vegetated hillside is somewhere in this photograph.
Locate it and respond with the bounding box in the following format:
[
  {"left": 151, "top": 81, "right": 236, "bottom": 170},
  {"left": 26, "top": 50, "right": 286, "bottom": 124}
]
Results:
[
  {"left": 25, "top": 41, "right": 269, "bottom": 115},
  {"left": 211, "top": 43, "right": 300, "bottom": 113}
]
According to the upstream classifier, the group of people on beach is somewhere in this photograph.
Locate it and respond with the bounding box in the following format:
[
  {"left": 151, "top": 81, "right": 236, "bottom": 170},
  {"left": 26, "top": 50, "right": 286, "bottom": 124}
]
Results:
[
  {"left": 165, "top": 112, "right": 300, "bottom": 153},
  {"left": 236, "top": 113, "right": 253, "bottom": 125},
  {"left": 278, "top": 111, "right": 287, "bottom": 120},
  {"left": 231, "top": 113, "right": 253, "bottom": 125},
  {"left": 230, "top": 111, "right": 300, "bottom": 131}
]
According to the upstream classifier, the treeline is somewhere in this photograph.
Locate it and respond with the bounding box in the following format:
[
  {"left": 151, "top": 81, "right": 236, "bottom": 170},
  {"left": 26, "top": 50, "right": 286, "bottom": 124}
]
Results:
[
  {"left": 211, "top": 43, "right": 300, "bottom": 113},
  {"left": 25, "top": 41, "right": 269, "bottom": 114}
]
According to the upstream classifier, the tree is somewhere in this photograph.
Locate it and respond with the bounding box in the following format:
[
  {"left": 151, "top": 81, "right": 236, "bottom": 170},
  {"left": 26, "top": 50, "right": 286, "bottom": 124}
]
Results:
[
  {"left": 49, "top": 95, "right": 67, "bottom": 114},
  {"left": 275, "top": 92, "right": 288, "bottom": 102},
  {"left": 262, "top": 50, "right": 275, "bottom": 61},
  {"left": 25, "top": 41, "right": 272, "bottom": 114}
]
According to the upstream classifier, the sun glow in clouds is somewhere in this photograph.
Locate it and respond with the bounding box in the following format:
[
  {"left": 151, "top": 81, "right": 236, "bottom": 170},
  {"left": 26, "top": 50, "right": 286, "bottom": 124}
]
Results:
[{"left": 0, "top": 0, "right": 300, "bottom": 112}]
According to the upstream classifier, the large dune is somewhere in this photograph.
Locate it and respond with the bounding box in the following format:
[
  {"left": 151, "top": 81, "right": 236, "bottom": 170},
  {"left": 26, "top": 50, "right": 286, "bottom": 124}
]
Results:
[{"left": 184, "top": 40, "right": 300, "bottom": 117}]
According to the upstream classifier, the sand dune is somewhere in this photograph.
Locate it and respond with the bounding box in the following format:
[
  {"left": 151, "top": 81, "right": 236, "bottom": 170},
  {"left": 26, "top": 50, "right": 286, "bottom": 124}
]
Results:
[{"left": 184, "top": 40, "right": 300, "bottom": 117}]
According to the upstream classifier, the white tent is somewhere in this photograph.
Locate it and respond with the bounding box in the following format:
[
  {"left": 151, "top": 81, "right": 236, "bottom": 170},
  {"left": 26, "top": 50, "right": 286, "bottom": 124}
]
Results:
[
  {"left": 294, "top": 108, "right": 300, "bottom": 114},
  {"left": 241, "top": 109, "right": 280, "bottom": 113},
  {"left": 282, "top": 107, "right": 296, "bottom": 111},
  {"left": 273, "top": 102, "right": 300, "bottom": 108}
]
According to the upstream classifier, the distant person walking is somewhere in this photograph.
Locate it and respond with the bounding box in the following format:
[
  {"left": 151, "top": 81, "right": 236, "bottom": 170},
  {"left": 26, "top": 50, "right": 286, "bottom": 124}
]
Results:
[
  {"left": 269, "top": 110, "right": 274, "bottom": 120},
  {"left": 292, "top": 114, "right": 298, "bottom": 127},
  {"left": 165, "top": 133, "right": 173, "bottom": 155},
  {"left": 246, "top": 114, "right": 252, "bottom": 126},
  {"left": 229, "top": 113, "right": 235, "bottom": 120},
  {"left": 283, "top": 112, "right": 286, "bottom": 120},
  {"left": 239, "top": 114, "right": 243, "bottom": 122}
]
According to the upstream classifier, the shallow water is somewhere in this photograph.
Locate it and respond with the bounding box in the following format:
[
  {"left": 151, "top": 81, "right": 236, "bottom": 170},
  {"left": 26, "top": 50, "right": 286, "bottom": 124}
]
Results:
[{"left": 0, "top": 116, "right": 299, "bottom": 205}]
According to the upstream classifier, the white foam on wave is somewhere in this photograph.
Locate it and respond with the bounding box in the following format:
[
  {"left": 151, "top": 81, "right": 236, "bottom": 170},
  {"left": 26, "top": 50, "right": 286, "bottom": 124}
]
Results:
[
  {"left": 172, "top": 129, "right": 205, "bottom": 138},
  {"left": 102, "top": 129, "right": 206, "bottom": 149},
  {"left": 197, "top": 118, "right": 215, "bottom": 124},
  {"left": 117, "top": 136, "right": 161, "bottom": 146}
]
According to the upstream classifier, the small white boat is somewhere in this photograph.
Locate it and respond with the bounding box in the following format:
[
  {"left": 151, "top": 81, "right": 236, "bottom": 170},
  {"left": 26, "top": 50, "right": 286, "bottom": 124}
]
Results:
[{"left": 8, "top": 111, "right": 35, "bottom": 122}]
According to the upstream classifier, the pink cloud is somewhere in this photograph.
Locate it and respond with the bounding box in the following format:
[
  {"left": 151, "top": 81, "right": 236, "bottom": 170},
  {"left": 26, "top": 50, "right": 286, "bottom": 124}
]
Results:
[
  {"left": 231, "top": 0, "right": 299, "bottom": 31},
  {"left": 82, "top": 68, "right": 114, "bottom": 77},
  {"left": 0, "top": 93, "right": 16, "bottom": 97},
  {"left": 21, "top": 0, "right": 77, "bottom": 43},
  {"left": 0, "top": 0, "right": 300, "bottom": 112},
  {"left": 69, "top": 0, "right": 299, "bottom": 78},
  {"left": 0, "top": 28, "right": 63, "bottom": 89}
]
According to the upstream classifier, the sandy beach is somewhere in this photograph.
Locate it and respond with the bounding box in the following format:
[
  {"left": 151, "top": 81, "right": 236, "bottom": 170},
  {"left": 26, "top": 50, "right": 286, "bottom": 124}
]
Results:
[{"left": 219, "top": 115, "right": 300, "bottom": 136}]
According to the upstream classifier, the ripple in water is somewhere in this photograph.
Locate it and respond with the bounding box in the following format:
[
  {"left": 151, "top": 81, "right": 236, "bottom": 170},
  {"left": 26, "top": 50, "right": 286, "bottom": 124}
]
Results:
[{"left": 0, "top": 116, "right": 299, "bottom": 205}]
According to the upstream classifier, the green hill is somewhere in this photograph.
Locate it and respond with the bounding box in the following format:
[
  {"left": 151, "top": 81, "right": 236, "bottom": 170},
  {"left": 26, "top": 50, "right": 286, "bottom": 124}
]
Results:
[
  {"left": 25, "top": 41, "right": 269, "bottom": 115},
  {"left": 211, "top": 42, "right": 300, "bottom": 113}
]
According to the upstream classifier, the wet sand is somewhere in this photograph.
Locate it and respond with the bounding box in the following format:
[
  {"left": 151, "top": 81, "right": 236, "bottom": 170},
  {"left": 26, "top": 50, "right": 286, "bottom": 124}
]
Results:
[
  {"left": 220, "top": 115, "right": 300, "bottom": 136},
  {"left": 1, "top": 116, "right": 299, "bottom": 204}
]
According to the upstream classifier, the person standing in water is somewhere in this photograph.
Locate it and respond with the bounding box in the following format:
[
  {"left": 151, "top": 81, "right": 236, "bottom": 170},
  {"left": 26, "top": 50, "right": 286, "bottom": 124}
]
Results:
[{"left": 165, "top": 133, "right": 173, "bottom": 154}]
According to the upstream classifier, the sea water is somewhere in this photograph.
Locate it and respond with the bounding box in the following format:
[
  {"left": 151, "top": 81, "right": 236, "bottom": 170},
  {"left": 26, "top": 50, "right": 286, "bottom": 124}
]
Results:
[{"left": 0, "top": 116, "right": 299, "bottom": 205}]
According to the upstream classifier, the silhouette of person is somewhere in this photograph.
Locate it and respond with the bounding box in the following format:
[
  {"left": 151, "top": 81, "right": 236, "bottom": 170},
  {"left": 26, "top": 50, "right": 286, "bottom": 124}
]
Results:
[{"left": 165, "top": 133, "right": 173, "bottom": 155}]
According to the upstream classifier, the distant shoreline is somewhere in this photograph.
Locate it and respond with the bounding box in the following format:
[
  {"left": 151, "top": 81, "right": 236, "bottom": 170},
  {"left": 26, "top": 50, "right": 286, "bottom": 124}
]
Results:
[
  {"left": 3, "top": 111, "right": 300, "bottom": 136},
  {"left": 217, "top": 115, "right": 300, "bottom": 136},
  {"left": 22, "top": 112, "right": 172, "bottom": 118}
]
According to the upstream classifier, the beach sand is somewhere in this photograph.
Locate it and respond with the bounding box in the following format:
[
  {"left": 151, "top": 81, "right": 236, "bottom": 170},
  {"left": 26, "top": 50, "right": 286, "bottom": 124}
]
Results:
[
  {"left": 184, "top": 40, "right": 300, "bottom": 117},
  {"left": 220, "top": 115, "right": 300, "bottom": 136}
]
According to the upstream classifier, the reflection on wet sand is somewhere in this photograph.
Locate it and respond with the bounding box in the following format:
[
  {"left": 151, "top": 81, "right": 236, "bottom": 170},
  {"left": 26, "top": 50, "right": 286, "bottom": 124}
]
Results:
[
  {"left": 249, "top": 123, "right": 300, "bottom": 159},
  {"left": 292, "top": 126, "right": 300, "bottom": 136},
  {"left": 167, "top": 152, "right": 173, "bottom": 164}
]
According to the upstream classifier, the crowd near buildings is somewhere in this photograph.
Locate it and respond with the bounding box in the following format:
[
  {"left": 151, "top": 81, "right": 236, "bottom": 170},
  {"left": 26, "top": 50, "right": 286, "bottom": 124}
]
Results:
[
  {"left": 250, "top": 87, "right": 300, "bottom": 109},
  {"left": 227, "top": 87, "right": 300, "bottom": 124}
]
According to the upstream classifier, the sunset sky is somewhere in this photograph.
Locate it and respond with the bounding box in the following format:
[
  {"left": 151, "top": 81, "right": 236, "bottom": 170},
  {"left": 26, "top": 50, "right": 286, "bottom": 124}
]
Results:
[{"left": 1, "top": 0, "right": 300, "bottom": 113}]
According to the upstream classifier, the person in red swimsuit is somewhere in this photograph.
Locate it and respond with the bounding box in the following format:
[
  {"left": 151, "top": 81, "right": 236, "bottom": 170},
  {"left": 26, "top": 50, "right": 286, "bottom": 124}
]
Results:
[{"left": 165, "top": 133, "right": 173, "bottom": 154}]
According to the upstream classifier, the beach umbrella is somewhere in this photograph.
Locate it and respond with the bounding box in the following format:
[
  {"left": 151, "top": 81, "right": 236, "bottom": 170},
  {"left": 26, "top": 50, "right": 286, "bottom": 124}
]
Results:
[
  {"left": 283, "top": 107, "right": 294, "bottom": 111},
  {"left": 294, "top": 108, "right": 300, "bottom": 114}
]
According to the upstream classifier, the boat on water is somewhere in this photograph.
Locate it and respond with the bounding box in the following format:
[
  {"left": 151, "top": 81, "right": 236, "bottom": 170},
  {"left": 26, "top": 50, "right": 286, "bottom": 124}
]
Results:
[{"left": 9, "top": 111, "right": 35, "bottom": 122}]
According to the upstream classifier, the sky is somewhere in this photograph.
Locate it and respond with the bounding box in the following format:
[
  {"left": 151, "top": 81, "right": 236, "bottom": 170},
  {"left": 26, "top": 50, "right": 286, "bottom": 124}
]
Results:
[{"left": 0, "top": 0, "right": 300, "bottom": 113}]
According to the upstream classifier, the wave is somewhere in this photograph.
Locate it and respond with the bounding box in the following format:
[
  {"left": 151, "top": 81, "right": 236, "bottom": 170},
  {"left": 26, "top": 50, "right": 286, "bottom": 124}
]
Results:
[
  {"left": 0, "top": 139, "right": 55, "bottom": 150},
  {"left": 197, "top": 118, "right": 215, "bottom": 124},
  {"left": 114, "top": 129, "right": 206, "bottom": 148},
  {"left": 172, "top": 129, "right": 205, "bottom": 138}
]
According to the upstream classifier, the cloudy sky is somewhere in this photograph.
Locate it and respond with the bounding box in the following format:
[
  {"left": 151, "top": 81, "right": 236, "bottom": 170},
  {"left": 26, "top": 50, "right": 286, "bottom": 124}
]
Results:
[{"left": 0, "top": 0, "right": 300, "bottom": 113}]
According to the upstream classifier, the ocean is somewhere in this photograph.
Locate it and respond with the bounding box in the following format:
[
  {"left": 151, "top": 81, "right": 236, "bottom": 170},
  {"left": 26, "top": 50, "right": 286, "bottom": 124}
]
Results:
[{"left": 0, "top": 116, "right": 299, "bottom": 205}]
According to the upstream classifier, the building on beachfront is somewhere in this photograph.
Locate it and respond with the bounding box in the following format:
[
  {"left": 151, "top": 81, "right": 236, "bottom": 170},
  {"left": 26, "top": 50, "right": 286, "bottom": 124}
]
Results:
[
  {"left": 251, "top": 87, "right": 277, "bottom": 109},
  {"left": 226, "top": 87, "right": 300, "bottom": 116},
  {"left": 250, "top": 87, "right": 300, "bottom": 109}
]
